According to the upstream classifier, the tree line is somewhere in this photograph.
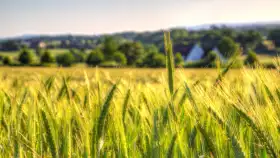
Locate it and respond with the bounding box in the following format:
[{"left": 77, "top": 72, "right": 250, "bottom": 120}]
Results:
[
  {"left": 2, "top": 25, "right": 280, "bottom": 68},
  {"left": 1, "top": 26, "right": 280, "bottom": 53},
  {"left": 0, "top": 35, "right": 262, "bottom": 68},
  {"left": 0, "top": 37, "right": 185, "bottom": 68}
]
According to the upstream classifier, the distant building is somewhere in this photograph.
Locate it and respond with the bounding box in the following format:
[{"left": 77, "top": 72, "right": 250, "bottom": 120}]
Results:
[
  {"left": 29, "top": 41, "right": 47, "bottom": 49},
  {"left": 185, "top": 44, "right": 205, "bottom": 61},
  {"left": 173, "top": 43, "right": 227, "bottom": 62},
  {"left": 38, "top": 42, "right": 46, "bottom": 48}
]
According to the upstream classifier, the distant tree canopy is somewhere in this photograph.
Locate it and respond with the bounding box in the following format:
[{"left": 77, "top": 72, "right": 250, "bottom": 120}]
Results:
[
  {"left": 170, "top": 29, "right": 189, "bottom": 42},
  {"left": 200, "top": 31, "right": 222, "bottom": 52},
  {"left": 41, "top": 50, "right": 55, "bottom": 64},
  {"left": 141, "top": 51, "right": 165, "bottom": 68},
  {"left": 236, "top": 30, "right": 262, "bottom": 50},
  {"left": 86, "top": 49, "right": 104, "bottom": 66},
  {"left": 56, "top": 52, "right": 75, "bottom": 67},
  {"left": 245, "top": 49, "right": 259, "bottom": 66},
  {"left": 142, "top": 51, "right": 156, "bottom": 67},
  {"left": 220, "top": 27, "right": 236, "bottom": 39},
  {"left": 18, "top": 48, "right": 34, "bottom": 65},
  {"left": 145, "top": 44, "right": 159, "bottom": 54},
  {"left": 3, "top": 56, "right": 12, "bottom": 65},
  {"left": 268, "top": 29, "right": 280, "bottom": 47},
  {"left": 206, "top": 51, "right": 220, "bottom": 67},
  {"left": 152, "top": 53, "right": 166, "bottom": 67},
  {"left": 35, "top": 47, "right": 44, "bottom": 56},
  {"left": 218, "top": 37, "right": 239, "bottom": 57},
  {"left": 113, "top": 51, "right": 127, "bottom": 65},
  {"left": 134, "top": 31, "right": 164, "bottom": 48},
  {"left": 118, "top": 42, "right": 145, "bottom": 65},
  {"left": 103, "top": 36, "right": 118, "bottom": 60},
  {"left": 0, "top": 40, "right": 19, "bottom": 51},
  {"left": 174, "top": 52, "right": 184, "bottom": 67},
  {"left": 70, "top": 49, "right": 86, "bottom": 63}
]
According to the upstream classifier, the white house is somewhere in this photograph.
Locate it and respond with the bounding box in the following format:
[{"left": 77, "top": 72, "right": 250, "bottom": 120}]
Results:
[
  {"left": 211, "top": 47, "right": 226, "bottom": 62},
  {"left": 185, "top": 44, "right": 205, "bottom": 62}
]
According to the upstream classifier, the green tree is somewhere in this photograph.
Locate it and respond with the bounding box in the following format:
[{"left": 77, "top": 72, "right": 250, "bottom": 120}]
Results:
[
  {"left": 113, "top": 51, "right": 127, "bottom": 65},
  {"left": 103, "top": 36, "right": 118, "bottom": 60},
  {"left": 268, "top": 29, "right": 280, "bottom": 47},
  {"left": 152, "top": 53, "right": 166, "bottom": 67},
  {"left": 18, "top": 48, "right": 34, "bottom": 65},
  {"left": 142, "top": 52, "right": 165, "bottom": 67},
  {"left": 170, "top": 29, "right": 188, "bottom": 42},
  {"left": 86, "top": 49, "right": 104, "bottom": 66},
  {"left": 70, "top": 49, "right": 86, "bottom": 63},
  {"left": 1, "top": 40, "right": 19, "bottom": 51},
  {"left": 40, "top": 50, "right": 55, "bottom": 64},
  {"left": 218, "top": 37, "right": 238, "bottom": 57},
  {"left": 35, "top": 47, "right": 43, "bottom": 56},
  {"left": 201, "top": 31, "right": 222, "bottom": 52},
  {"left": 145, "top": 44, "right": 159, "bottom": 54},
  {"left": 3, "top": 56, "right": 12, "bottom": 65},
  {"left": 246, "top": 30, "right": 262, "bottom": 48},
  {"left": 139, "top": 44, "right": 160, "bottom": 67},
  {"left": 245, "top": 50, "right": 259, "bottom": 66},
  {"left": 174, "top": 52, "right": 184, "bottom": 67},
  {"left": 236, "top": 30, "right": 262, "bottom": 49},
  {"left": 118, "top": 42, "right": 144, "bottom": 65},
  {"left": 56, "top": 53, "right": 75, "bottom": 67},
  {"left": 141, "top": 51, "right": 156, "bottom": 67},
  {"left": 220, "top": 27, "right": 236, "bottom": 39}
]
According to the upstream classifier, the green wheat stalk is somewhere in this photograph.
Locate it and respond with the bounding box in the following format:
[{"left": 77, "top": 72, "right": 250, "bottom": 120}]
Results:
[{"left": 164, "top": 31, "right": 175, "bottom": 96}]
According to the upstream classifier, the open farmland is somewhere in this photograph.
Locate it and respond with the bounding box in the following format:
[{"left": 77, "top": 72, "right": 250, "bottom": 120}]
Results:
[
  {"left": 0, "top": 33, "right": 280, "bottom": 158},
  {"left": 0, "top": 67, "right": 234, "bottom": 82},
  {"left": 0, "top": 49, "right": 72, "bottom": 58},
  {"left": 0, "top": 65, "right": 280, "bottom": 157}
]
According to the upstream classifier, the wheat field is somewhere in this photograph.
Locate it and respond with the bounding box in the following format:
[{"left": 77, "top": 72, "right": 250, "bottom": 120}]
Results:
[{"left": 0, "top": 33, "right": 280, "bottom": 158}]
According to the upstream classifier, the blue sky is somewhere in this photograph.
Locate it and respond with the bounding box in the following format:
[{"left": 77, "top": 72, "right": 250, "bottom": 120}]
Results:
[{"left": 0, "top": 0, "right": 279, "bottom": 37}]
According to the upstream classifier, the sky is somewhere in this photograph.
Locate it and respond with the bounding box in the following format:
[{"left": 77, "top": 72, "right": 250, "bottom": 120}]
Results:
[{"left": 0, "top": 0, "right": 280, "bottom": 37}]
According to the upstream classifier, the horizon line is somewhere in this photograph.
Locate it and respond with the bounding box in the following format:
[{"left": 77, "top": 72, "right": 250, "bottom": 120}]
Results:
[{"left": 1, "top": 20, "right": 280, "bottom": 39}]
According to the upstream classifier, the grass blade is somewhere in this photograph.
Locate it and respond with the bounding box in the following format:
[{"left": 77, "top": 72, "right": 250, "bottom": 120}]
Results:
[
  {"left": 164, "top": 31, "right": 175, "bottom": 96},
  {"left": 92, "top": 83, "right": 117, "bottom": 157},
  {"left": 41, "top": 110, "right": 57, "bottom": 158},
  {"left": 122, "top": 89, "right": 130, "bottom": 123},
  {"left": 167, "top": 133, "right": 177, "bottom": 158}
]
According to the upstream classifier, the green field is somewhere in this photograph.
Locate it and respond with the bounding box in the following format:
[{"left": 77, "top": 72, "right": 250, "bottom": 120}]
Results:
[
  {"left": 0, "top": 49, "right": 70, "bottom": 58},
  {"left": 48, "top": 49, "right": 70, "bottom": 56},
  {"left": 0, "top": 35, "right": 280, "bottom": 157},
  {"left": 0, "top": 66, "right": 280, "bottom": 157},
  {"left": 0, "top": 51, "right": 19, "bottom": 58}
]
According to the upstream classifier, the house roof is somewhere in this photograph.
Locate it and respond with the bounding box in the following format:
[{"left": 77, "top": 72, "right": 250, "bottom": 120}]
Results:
[
  {"left": 186, "top": 44, "right": 205, "bottom": 61},
  {"left": 173, "top": 42, "right": 229, "bottom": 62}
]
